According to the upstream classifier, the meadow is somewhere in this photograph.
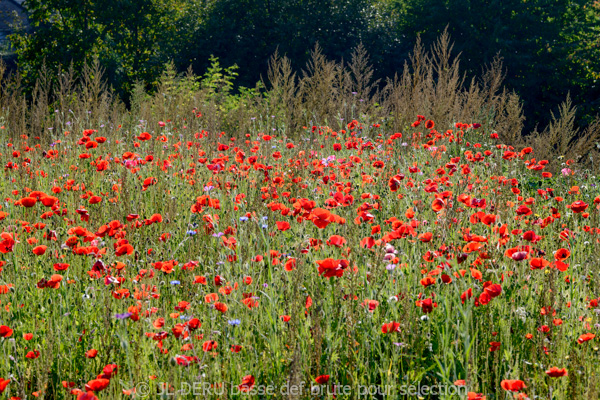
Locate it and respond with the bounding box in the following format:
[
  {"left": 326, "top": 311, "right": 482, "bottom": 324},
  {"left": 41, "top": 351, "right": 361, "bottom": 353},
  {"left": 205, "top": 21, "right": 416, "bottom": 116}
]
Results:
[{"left": 0, "top": 37, "right": 599, "bottom": 399}]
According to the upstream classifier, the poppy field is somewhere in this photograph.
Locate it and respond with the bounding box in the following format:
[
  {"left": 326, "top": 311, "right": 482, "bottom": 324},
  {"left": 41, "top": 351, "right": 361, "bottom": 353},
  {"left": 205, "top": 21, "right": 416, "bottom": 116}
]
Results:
[{"left": 0, "top": 109, "right": 599, "bottom": 400}]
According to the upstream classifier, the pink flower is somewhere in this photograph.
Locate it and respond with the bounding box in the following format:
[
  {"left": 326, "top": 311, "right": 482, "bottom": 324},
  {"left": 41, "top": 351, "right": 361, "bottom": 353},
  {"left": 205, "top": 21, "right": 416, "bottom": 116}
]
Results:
[{"left": 124, "top": 160, "right": 139, "bottom": 169}]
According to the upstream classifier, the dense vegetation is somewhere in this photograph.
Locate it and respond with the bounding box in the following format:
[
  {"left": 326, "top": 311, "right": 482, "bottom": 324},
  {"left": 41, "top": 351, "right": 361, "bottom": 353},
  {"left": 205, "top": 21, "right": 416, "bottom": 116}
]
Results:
[
  {"left": 7, "top": 0, "right": 600, "bottom": 131},
  {"left": 0, "top": 2, "right": 599, "bottom": 399},
  {"left": 0, "top": 34, "right": 598, "bottom": 398}
]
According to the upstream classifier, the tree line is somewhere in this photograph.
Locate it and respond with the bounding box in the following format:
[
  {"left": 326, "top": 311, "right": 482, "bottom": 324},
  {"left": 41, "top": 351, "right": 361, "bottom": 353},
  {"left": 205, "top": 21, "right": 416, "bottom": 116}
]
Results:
[{"left": 8, "top": 0, "right": 600, "bottom": 131}]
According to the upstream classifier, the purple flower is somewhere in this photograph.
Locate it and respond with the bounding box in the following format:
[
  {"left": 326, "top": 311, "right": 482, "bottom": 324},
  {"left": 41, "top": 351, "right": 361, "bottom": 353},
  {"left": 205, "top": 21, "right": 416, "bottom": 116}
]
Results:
[{"left": 115, "top": 312, "right": 132, "bottom": 320}]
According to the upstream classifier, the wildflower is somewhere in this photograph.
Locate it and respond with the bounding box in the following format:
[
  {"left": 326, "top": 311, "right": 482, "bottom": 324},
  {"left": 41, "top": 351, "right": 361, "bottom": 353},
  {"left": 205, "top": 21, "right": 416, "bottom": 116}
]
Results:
[
  {"left": 85, "top": 349, "right": 98, "bottom": 358},
  {"left": 276, "top": 221, "right": 290, "bottom": 231},
  {"left": 238, "top": 375, "right": 255, "bottom": 392},
  {"left": 546, "top": 367, "right": 568, "bottom": 377},
  {"left": 381, "top": 322, "right": 401, "bottom": 333},
  {"left": 578, "top": 333, "right": 595, "bottom": 344},
  {"left": 0, "top": 326, "right": 13, "bottom": 337},
  {"left": 500, "top": 380, "right": 526, "bottom": 392},
  {"left": 0, "top": 378, "right": 9, "bottom": 393},
  {"left": 561, "top": 168, "right": 572, "bottom": 176}
]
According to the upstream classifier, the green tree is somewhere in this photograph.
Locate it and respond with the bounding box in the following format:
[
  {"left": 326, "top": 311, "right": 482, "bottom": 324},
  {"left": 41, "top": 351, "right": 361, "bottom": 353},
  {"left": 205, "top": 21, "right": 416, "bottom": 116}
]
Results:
[
  {"left": 186, "top": 0, "right": 390, "bottom": 88},
  {"left": 10, "top": 0, "right": 194, "bottom": 97},
  {"left": 560, "top": 1, "right": 600, "bottom": 124},
  {"left": 10, "top": 0, "right": 102, "bottom": 89},
  {"left": 390, "top": 0, "right": 599, "bottom": 129}
]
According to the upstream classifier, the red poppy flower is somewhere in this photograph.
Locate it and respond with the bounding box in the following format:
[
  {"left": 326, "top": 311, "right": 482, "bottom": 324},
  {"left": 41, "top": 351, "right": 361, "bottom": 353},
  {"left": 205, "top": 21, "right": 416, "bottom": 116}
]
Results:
[
  {"left": 85, "top": 349, "right": 98, "bottom": 358},
  {"left": 32, "top": 245, "right": 47, "bottom": 256},
  {"left": 137, "top": 132, "right": 152, "bottom": 141},
  {"left": 326, "top": 235, "right": 347, "bottom": 247},
  {"left": 316, "top": 258, "right": 349, "bottom": 278},
  {"left": 420, "top": 276, "right": 436, "bottom": 287},
  {"left": 501, "top": 380, "right": 526, "bottom": 392},
  {"left": 388, "top": 174, "right": 405, "bottom": 192},
  {"left": 570, "top": 201, "right": 588, "bottom": 213},
  {"left": 554, "top": 248, "right": 570, "bottom": 261},
  {"left": 150, "top": 213, "right": 163, "bottom": 223},
  {"left": 284, "top": 258, "right": 297, "bottom": 271},
  {"left": 53, "top": 263, "right": 70, "bottom": 271},
  {"left": 361, "top": 299, "right": 379, "bottom": 312},
  {"left": 175, "top": 301, "right": 190, "bottom": 311},
  {"left": 202, "top": 340, "right": 218, "bottom": 352},
  {"left": 467, "top": 392, "right": 486, "bottom": 400},
  {"left": 505, "top": 246, "right": 531, "bottom": 261},
  {"left": 483, "top": 283, "right": 502, "bottom": 298},
  {"left": 515, "top": 205, "right": 532, "bottom": 216},
  {"left": 0, "top": 233, "right": 15, "bottom": 254},
  {"left": 88, "top": 196, "right": 102, "bottom": 204},
  {"left": 115, "top": 244, "right": 134, "bottom": 256},
  {"left": 578, "top": 333, "right": 595, "bottom": 344},
  {"left": 99, "top": 364, "right": 119, "bottom": 380},
  {"left": 238, "top": 375, "right": 255, "bottom": 392},
  {"left": 530, "top": 258, "right": 550, "bottom": 270},
  {"left": 0, "top": 325, "right": 13, "bottom": 338},
  {"left": 381, "top": 322, "right": 401, "bottom": 334},
  {"left": 418, "top": 232, "right": 433, "bottom": 242},
  {"left": 315, "top": 375, "right": 330, "bottom": 384},
  {"left": 205, "top": 293, "right": 218, "bottom": 303},
  {"left": 46, "top": 274, "right": 63, "bottom": 289},
  {"left": 310, "top": 208, "right": 335, "bottom": 229},
  {"left": 431, "top": 198, "right": 445, "bottom": 212},
  {"left": 479, "top": 291, "right": 492, "bottom": 306},
  {"left": 276, "top": 221, "right": 290, "bottom": 231},
  {"left": 522, "top": 230, "right": 541, "bottom": 243},
  {"left": 85, "top": 378, "right": 110, "bottom": 392},
  {"left": 242, "top": 297, "right": 259, "bottom": 309},
  {"left": 553, "top": 260, "right": 569, "bottom": 271},
  {"left": 26, "top": 350, "right": 40, "bottom": 359},
  {"left": 20, "top": 197, "right": 37, "bottom": 207},
  {"left": 41, "top": 196, "right": 58, "bottom": 207},
  {"left": 489, "top": 342, "right": 501, "bottom": 352},
  {"left": 360, "top": 237, "right": 376, "bottom": 249},
  {"left": 0, "top": 378, "right": 9, "bottom": 393},
  {"left": 419, "top": 298, "right": 435, "bottom": 313},
  {"left": 545, "top": 367, "right": 568, "bottom": 377}
]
